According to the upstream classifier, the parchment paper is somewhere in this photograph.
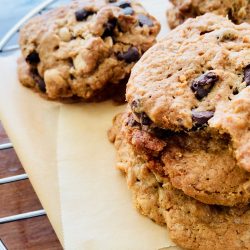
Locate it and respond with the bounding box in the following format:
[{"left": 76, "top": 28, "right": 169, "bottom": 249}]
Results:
[{"left": 0, "top": 0, "right": 180, "bottom": 249}]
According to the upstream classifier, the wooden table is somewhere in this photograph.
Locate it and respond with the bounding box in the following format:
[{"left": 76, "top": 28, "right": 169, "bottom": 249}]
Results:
[{"left": 0, "top": 122, "right": 62, "bottom": 249}]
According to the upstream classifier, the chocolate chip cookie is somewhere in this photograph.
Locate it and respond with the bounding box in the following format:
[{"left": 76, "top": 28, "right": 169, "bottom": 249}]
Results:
[
  {"left": 109, "top": 111, "right": 250, "bottom": 250},
  {"left": 18, "top": 0, "right": 160, "bottom": 101},
  {"left": 167, "top": 0, "right": 250, "bottom": 29},
  {"left": 115, "top": 109, "right": 250, "bottom": 207},
  {"left": 126, "top": 13, "right": 250, "bottom": 172}
]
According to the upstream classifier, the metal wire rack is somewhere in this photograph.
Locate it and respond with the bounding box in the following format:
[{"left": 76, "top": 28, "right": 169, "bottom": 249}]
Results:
[{"left": 0, "top": 0, "right": 69, "bottom": 248}]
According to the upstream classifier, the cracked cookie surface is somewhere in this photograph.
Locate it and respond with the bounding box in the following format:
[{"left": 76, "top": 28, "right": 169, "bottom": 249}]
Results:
[{"left": 18, "top": 0, "right": 160, "bottom": 101}]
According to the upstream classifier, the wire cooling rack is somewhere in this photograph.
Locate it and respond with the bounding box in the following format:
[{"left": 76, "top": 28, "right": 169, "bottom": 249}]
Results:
[{"left": 0, "top": 0, "right": 69, "bottom": 248}]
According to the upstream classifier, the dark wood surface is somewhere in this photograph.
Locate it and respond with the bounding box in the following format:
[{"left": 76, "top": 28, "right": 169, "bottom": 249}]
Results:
[
  {"left": 0, "top": 148, "right": 24, "bottom": 179},
  {"left": 0, "top": 122, "right": 63, "bottom": 250}
]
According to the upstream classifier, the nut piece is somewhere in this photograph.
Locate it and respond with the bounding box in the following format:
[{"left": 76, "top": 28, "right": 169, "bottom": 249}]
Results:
[
  {"left": 59, "top": 27, "right": 71, "bottom": 42},
  {"left": 44, "top": 68, "right": 70, "bottom": 98}
]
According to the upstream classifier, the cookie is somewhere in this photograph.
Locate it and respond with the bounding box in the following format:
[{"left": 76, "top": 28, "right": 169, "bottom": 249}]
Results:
[
  {"left": 167, "top": 0, "right": 250, "bottom": 29},
  {"left": 122, "top": 110, "right": 250, "bottom": 207},
  {"left": 109, "top": 111, "right": 250, "bottom": 250},
  {"left": 18, "top": 0, "right": 160, "bottom": 101},
  {"left": 126, "top": 13, "right": 250, "bottom": 172}
]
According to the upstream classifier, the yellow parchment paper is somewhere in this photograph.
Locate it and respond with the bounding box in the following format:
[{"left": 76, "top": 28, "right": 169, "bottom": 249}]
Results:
[{"left": 0, "top": 0, "right": 181, "bottom": 249}]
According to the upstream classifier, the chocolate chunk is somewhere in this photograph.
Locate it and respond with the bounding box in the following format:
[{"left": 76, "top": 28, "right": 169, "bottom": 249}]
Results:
[
  {"left": 33, "top": 75, "right": 46, "bottom": 92},
  {"left": 102, "top": 18, "right": 117, "bottom": 38},
  {"left": 191, "top": 72, "right": 219, "bottom": 100},
  {"left": 122, "top": 7, "right": 134, "bottom": 15},
  {"left": 243, "top": 64, "right": 250, "bottom": 86},
  {"left": 133, "top": 112, "right": 152, "bottom": 126},
  {"left": 108, "top": 0, "right": 117, "bottom": 2},
  {"left": 200, "top": 30, "right": 213, "bottom": 36},
  {"left": 117, "top": 47, "right": 140, "bottom": 63},
  {"left": 192, "top": 110, "right": 214, "bottom": 126},
  {"left": 233, "top": 88, "right": 239, "bottom": 95},
  {"left": 37, "top": 78, "right": 46, "bottom": 92},
  {"left": 140, "top": 112, "right": 152, "bottom": 125},
  {"left": 138, "top": 14, "right": 154, "bottom": 27},
  {"left": 151, "top": 127, "right": 175, "bottom": 139},
  {"left": 115, "top": 0, "right": 131, "bottom": 8},
  {"left": 228, "top": 9, "right": 237, "bottom": 24},
  {"left": 31, "top": 69, "right": 46, "bottom": 93},
  {"left": 75, "top": 9, "right": 94, "bottom": 21},
  {"left": 26, "top": 51, "right": 40, "bottom": 64}
]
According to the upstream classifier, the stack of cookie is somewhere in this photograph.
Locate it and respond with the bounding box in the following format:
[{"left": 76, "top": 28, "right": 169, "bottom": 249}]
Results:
[{"left": 109, "top": 14, "right": 250, "bottom": 250}]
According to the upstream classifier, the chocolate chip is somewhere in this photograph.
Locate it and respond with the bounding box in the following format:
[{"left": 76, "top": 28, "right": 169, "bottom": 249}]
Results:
[
  {"left": 33, "top": 74, "right": 46, "bottom": 92},
  {"left": 37, "top": 78, "right": 46, "bottom": 92},
  {"left": 115, "top": 0, "right": 131, "bottom": 8},
  {"left": 75, "top": 9, "right": 94, "bottom": 21},
  {"left": 191, "top": 72, "right": 219, "bottom": 100},
  {"left": 228, "top": 9, "right": 237, "bottom": 24},
  {"left": 26, "top": 51, "right": 40, "bottom": 64},
  {"left": 233, "top": 88, "right": 239, "bottom": 95},
  {"left": 151, "top": 127, "right": 175, "bottom": 139},
  {"left": 133, "top": 112, "right": 151, "bottom": 126},
  {"left": 102, "top": 18, "right": 117, "bottom": 38},
  {"left": 31, "top": 69, "right": 46, "bottom": 92},
  {"left": 200, "top": 30, "right": 213, "bottom": 36},
  {"left": 140, "top": 113, "right": 152, "bottom": 125},
  {"left": 117, "top": 47, "right": 140, "bottom": 63},
  {"left": 108, "top": 0, "right": 117, "bottom": 2},
  {"left": 138, "top": 14, "right": 154, "bottom": 27},
  {"left": 192, "top": 110, "right": 214, "bottom": 126},
  {"left": 122, "top": 7, "right": 134, "bottom": 15},
  {"left": 243, "top": 64, "right": 250, "bottom": 86}
]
